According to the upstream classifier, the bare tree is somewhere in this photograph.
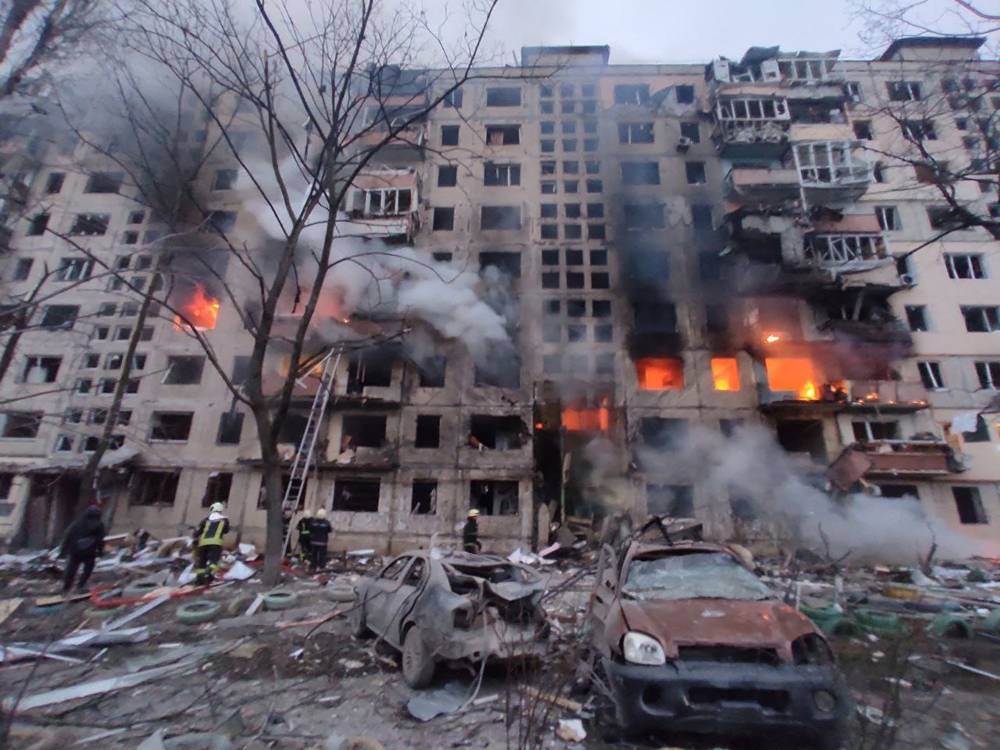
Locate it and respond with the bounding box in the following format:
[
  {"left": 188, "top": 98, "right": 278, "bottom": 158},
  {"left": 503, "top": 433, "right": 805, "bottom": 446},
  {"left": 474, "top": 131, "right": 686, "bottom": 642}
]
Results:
[
  {"left": 0, "top": 0, "right": 103, "bottom": 99},
  {"left": 43, "top": 0, "right": 510, "bottom": 584}
]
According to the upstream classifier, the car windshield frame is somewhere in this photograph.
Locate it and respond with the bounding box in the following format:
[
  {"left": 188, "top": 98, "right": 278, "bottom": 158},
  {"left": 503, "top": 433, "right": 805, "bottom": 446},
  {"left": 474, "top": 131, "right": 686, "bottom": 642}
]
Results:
[{"left": 621, "top": 551, "right": 774, "bottom": 601}]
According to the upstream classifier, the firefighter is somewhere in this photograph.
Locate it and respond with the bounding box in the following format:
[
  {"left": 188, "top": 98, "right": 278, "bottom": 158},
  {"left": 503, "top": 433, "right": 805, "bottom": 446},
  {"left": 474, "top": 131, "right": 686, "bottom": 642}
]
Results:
[
  {"left": 307, "top": 508, "right": 332, "bottom": 572},
  {"left": 281, "top": 505, "right": 293, "bottom": 556},
  {"left": 296, "top": 507, "right": 313, "bottom": 561},
  {"left": 462, "top": 508, "right": 481, "bottom": 553},
  {"left": 193, "top": 502, "right": 230, "bottom": 585},
  {"left": 60, "top": 505, "right": 106, "bottom": 593}
]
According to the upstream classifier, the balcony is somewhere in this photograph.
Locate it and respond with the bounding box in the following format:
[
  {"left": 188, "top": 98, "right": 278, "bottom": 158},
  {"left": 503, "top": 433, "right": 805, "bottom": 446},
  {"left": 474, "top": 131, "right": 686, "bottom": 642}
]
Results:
[
  {"left": 353, "top": 121, "right": 427, "bottom": 162},
  {"left": 788, "top": 122, "right": 854, "bottom": 143},
  {"left": 725, "top": 166, "right": 801, "bottom": 204},
  {"left": 800, "top": 233, "right": 889, "bottom": 272},
  {"left": 846, "top": 380, "right": 929, "bottom": 412},
  {"left": 819, "top": 318, "right": 912, "bottom": 347},
  {"left": 713, "top": 95, "right": 790, "bottom": 159},
  {"left": 339, "top": 170, "right": 420, "bottom": 241},
  {"left": 793, "top": 141, "right": 872, "bottom": 204},
  {"left": 827, "top": 440, "right": 964, "bottom": 490}
]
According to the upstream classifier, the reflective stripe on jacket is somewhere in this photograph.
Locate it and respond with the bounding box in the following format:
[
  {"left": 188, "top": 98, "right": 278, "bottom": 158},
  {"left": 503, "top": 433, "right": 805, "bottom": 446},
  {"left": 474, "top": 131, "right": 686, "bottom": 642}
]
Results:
[{"left": 198, "top": 517, "right": 229, "bottom": 547}]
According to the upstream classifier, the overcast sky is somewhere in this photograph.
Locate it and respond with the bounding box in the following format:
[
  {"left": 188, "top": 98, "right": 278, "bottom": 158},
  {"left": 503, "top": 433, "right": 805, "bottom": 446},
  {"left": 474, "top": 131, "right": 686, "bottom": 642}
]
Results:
[{"left": 472, "top": 0, "right": 996, "bottom": 64}]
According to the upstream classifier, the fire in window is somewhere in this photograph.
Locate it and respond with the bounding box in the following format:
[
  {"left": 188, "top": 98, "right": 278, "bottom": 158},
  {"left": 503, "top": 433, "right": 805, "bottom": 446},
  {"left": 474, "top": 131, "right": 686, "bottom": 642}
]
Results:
[
  {"left": 710, "top": 357, "right": 740, "bottom": 391},
  {"left": 635, "top": 357, "right": 684, "bottom": 390},
  {"left": 173, "top": 283, "right": 220, "bottom": 331},
  {"left": 764, "top": 358, "right": 822, "bottom": 400}
]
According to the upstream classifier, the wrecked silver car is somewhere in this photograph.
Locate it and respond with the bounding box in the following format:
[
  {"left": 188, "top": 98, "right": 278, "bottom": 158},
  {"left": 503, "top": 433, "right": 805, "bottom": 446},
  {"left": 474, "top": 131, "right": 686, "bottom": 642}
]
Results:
[
  {"left": 351, "top": 550, "right": 549, "bottom": 687},
  {"left": 589, "top": 537, "right": 850, "bottom": 748}
]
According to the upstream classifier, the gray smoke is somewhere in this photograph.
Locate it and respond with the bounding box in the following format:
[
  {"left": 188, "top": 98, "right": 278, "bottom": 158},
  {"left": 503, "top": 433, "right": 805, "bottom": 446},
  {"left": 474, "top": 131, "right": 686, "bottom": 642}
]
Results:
[{"left": 634, "top": 424, "right": 993, "bottom": 564}]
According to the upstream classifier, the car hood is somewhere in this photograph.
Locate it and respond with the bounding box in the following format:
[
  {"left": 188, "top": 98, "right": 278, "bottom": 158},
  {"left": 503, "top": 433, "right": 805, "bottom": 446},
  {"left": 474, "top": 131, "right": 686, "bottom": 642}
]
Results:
[{"left": 618, "top": 597, "right": 816, "bottom": 657}]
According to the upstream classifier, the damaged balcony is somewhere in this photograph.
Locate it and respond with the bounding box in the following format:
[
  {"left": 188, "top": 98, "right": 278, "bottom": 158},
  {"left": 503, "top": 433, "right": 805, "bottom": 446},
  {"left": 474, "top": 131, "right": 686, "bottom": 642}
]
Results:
[
  {"left": 827, "top": 440, "right": 965, "bottom": 491},
  {"left": 724, "top": 166, "right": 801, "bottom": 204},
  {"left": 340, "top": 169, "right": 420, "bottom": 242},
  {"left": 712, "top": 94, "right": 790, "bottom": 159},
  {"left": 801, "top": 232, "right": 888, "bottom": 272},
  {"left": 793, "top": 141, "right": 872, "bottom": 204},
  {"left": 845, "top": 380, "right": 929, "bottom": 412}
]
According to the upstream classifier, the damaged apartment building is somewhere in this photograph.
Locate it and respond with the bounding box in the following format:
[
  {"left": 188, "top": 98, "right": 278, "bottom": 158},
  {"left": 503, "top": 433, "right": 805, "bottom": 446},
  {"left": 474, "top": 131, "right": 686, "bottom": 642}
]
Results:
[{"left": 0, "top": 37, "right": 999, "bottom": 554}]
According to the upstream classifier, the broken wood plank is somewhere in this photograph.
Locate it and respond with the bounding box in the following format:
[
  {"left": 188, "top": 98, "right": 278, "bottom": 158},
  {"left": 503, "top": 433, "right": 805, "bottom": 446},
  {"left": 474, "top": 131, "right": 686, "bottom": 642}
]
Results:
[
  {"left": 102, "top": 595, "right": 170, "bottom": 631},
  {"left": 944, "top": 658, "right": 1000, "bottom": 681},
  {"left": 33, "top": 593, "right": 90, "bottom": 607},
  {"left": 520, "top": 686, "right": 583, "bottom": 713},
  {"left": 244, "top": 594, "right": 265, "bottom": 617},
  {"left": 0, "top": 597, "right": 22, "bottom": 625}
]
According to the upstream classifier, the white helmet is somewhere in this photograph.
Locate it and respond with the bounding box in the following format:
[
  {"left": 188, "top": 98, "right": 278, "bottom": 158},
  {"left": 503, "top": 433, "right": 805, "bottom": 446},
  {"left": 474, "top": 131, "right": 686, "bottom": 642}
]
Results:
[
  {"left": 210, "top": 502, "right": 226, "bottom": 513},
  {"left": 316, "top": 508, "right": 327, "bottom": 519}
]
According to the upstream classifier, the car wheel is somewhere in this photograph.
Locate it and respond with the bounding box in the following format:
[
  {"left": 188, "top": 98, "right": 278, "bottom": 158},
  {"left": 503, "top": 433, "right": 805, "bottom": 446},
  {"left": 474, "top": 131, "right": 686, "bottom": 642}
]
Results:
[
  {"left": 401, "top": 626, "right": 436, "bottom": 689},
  {"left": 349, "top": 595, "right": 370, "bottom": 638}
]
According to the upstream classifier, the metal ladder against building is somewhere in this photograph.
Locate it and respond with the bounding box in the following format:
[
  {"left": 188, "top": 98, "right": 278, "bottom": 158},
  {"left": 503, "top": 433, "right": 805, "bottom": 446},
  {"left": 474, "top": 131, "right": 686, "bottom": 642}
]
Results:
[{"left": 280, "top": 348, "right": 341, "bottom": 554}]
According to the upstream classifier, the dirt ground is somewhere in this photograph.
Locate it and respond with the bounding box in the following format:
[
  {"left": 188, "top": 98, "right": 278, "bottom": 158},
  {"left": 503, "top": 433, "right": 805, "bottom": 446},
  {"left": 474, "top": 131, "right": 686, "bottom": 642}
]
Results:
[{"left": 1, "top": 561, "right": 999, "bottom": 750}]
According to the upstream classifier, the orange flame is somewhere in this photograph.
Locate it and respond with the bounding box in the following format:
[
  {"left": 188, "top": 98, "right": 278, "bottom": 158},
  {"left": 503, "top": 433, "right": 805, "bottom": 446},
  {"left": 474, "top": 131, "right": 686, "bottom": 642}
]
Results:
[
  {"left": 563, "top": 399, "right": 610, "bottom": 432},
  {"left": 764, "top": 333, "right": 782, "bottom": 344},
  {"left": 711, "top": 358, "right": 740, "bottom": 391},
  {"left": 635, "top": 358, "right": 684, "bottom": 390},
  {"left": 173, "top": 284, "right": 220, "bottom": 331},
  {"left": 765, "top": 358, "right": 822, "bottom": 401}
]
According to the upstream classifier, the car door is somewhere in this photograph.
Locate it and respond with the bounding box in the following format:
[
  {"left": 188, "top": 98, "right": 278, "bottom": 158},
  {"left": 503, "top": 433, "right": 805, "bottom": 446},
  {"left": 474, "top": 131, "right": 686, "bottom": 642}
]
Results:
[
  {"left": 364, "top": 555, "right": 411, "bottom": 641},
  {"left": 587, "top": 543, "right": 619, "bottom": 655},
  {"left": 386, "top": 556, "right": 428, "bottom": 642}
]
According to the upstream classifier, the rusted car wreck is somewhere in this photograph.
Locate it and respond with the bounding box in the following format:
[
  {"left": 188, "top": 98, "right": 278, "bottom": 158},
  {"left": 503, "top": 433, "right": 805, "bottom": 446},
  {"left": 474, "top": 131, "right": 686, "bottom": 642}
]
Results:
[
  {"left": 588, "top": 523, "right": 849, "bottom": 748},
  {"left": 351, "top": 550, "right": 548, "bottom": 687}
]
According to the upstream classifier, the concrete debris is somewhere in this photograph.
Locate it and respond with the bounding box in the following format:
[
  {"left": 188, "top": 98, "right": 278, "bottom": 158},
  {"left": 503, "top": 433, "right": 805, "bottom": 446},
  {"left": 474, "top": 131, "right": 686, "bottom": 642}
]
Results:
[
  {"left": 406, "top": 681, "right": 467, "bottom": 721},
  {"left": 555, "top": 718, "right": 587, "bottom": 742},
  {"left": 102, "top": 594, "right": 170, "bottom": 631},
  {"left": 222, "top": 561, "right": 257, "bottom": 581}
]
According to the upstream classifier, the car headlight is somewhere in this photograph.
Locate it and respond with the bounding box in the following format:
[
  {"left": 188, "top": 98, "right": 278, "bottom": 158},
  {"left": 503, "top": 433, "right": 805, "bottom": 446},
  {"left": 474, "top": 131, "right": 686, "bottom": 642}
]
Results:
[
  {"left": 792, "top": 633, "right": 834, "bottom": 666},
  {"left": 622, "top": 631, "right": 666, "bottom": 666}
]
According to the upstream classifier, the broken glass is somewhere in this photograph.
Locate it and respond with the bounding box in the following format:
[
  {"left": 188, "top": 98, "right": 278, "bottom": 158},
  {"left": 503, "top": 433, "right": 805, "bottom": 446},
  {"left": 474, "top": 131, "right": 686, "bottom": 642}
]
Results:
[{"left": 623, "top": 552, "right": 773, "bottom": 601}]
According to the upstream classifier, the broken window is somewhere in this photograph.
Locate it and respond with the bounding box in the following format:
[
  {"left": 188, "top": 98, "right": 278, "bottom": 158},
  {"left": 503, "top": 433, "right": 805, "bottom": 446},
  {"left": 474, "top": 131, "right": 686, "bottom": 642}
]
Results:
[
  {"left": 150, "top": 412, "right": 194, "bottom": 441},
  {"left": 479, "top": 251, "right": 521, "bottom": 278},
  {"left": 640, "top": 418, "right": 687, "bottom": 450},
  {"left": 57, "top": 258, "right": 93, "bottom": 281},
  {"left": 852, "top": 420, "right": 900, "bottom": 441},
  {"left": 633, "top": 301, "right": 676, "bottom": 333},
  {"left": 437, "top": 165, "right": 457, "bottom": 187},
  {"left": 21, "top": 356, "right": 60, "bottom": 384},
  {"left": 415, "top": 415, "right": 440, "bottom": 448},
  {"left": 614, "top": 84, "right": 649, "bottom": 105},
  {"left": 432, "top": 207, "right": 455, "bottom": 230},
  {"left": 54, "top": 434, "right": 73, "bottom": 452},
  {"left": 618, "top": 122, "right": 654, "bottom": 144},
  {"left": 40, "top": 305, "right": 79, "bottom": 330},
  {"left": 691, "top": 204, "right": 713, "bottom": 230},
  {"left": 417, "top": 357, "right": 446, "bottom": 388},
  {"left": 69, "top": 214, "right": 110, "bottom": 236},
  {"left": 484, "top": 162, "right": 521, "bottom": 186},
  {"left": 347, "top": 356, "right": 392, "bottom": 393},
  {"left": 685, "top": 161, "right": 706, "bottom": 184},
  {"left": 675, "top": 84, "right": 695, "bottom": 104},
  {"left": 795, "top": 141, "right": 869, "bottom": 184},
  {"left": 711, "top": 357, "right": 740, "bottom": 391},
  {"left": 84, "top": 171, "right": 123, "bottom": 193},
  {"left": 486, "top": 87, "right": 521, "bottom": 107},
  {"left": 905, "top": 305, "right": 929, "bottom": 331},
  {"left": 475, "top": 359, "right": 520, "bottom": 388},
  {"left": 212, "top": 169, "right": 238, "bottom": 190},
  {"left": 469, "top": 479, "right": 518, "bottom": 515},
  {"left": 945, "top": 253, "right": 986, "bottom": 279},
  {"left": 485, "top": 124, "right": 519, "bottom": 145},
  {"left": 621, "top": 161, "right": 660, "bottom": 185},
  {"left": 853, "top": 120, "right": 872, "bottom": 140},
  {"left": 202, "top": 472, "right": 233, "bottom": 507},
  {"left": 443, "top": 88, "right": 463, "bottom": 108},
  {"left": 0, "top": 412, "right": 42, "bottom": 438},
  {"left": 764, "top": 358, "right": 822, "bottom": 399},
  {"left": 469, "top": 415, "right": 525, "bottom": 450},
  {"left": 975, "top": 361, "right": 1000, "bottom": 389},
  {"left": 164, "top": 356, "right": 205, "bottom": 385},
  {"left": 953, "top": 486, "right": 988, "bottom": 524},
  {"left": 887, "top": 81, "right": 922, "bottom": 102},
  {"left": 480, "top": 206, "right": 521, "bottom": 230},
  {"left": 340, "top": 414, "right": 386, "bottom": 448},
  {"left": 962, "top": 306, "right": 1000, "bottom": 332},
  {"left": 635, "top": 358, "right": 684, "bottom": 390},
  {"left": 876, "top": 205, "right": 901, "bottom": 231},
  {"left": 680, "top": 121, "right": 700, "bottom": 143},
  {"left": 12, "top": 258, "right": 32, "bottom": 281},
  {"left": 26, "top": 213, "right": 49, "bottom": 236},
  {"left": 646, "top": 484, "right": 694, "bottom": 517},
  {"left": 332, "top": 478, "right": 381, "bottom": 512},
  {"left": 411, "top": 480, "right": 437, "bottom": 514},
  {"left": 131, "top": 470, "right": 180, "bottom": 506},
  {"left": 901, "top": 119, "right": 936, "bottom": 141},
  {"left": 775, "top": 419, "right": 826, "bottom": 460},
  {"left": 877, "top": 484, "right": 918, "bottom": 499},
  {"left": 962, "top": 415, "right": 990, "bottom": 443},
  {"left": 350, "top": 188, "right": 412, "bottom": 216},
  {"left": 216, "top": 412, "right": 244, "bottom": 445},
  {"left": 45, "top": 172, "right": 65, "bottom": 194},
  {"left": 623, "top": 203, "right": 664, "bottom": 230},
  {"left": 441, "top": 125, "right": 459, "bottom": 146}
]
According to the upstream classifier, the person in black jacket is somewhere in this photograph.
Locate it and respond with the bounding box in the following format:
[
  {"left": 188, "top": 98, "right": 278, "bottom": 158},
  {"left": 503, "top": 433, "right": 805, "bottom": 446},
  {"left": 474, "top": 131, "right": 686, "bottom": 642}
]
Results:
[
  {"left": 307, "top": 508, "right": 332, "bottom": 572},
  {"left": 462, "top": 508, "right": 481, "bottom": 553},
  {"left": 60, "top": 506, "right": 106, "bottom": 593}
]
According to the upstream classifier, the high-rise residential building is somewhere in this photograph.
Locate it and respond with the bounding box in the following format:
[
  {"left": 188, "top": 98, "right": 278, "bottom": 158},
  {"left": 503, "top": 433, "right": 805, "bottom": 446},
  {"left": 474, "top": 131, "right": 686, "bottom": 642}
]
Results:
[{"left": 0, "top": 36, "right": 998, "bottom": 554}]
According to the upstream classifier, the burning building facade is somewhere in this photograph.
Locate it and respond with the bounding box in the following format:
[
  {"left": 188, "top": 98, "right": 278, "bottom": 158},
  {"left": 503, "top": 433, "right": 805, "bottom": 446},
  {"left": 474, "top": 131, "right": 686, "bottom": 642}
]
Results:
[{"left": 1, "top": 38, "right": 998, "bottom": 555}]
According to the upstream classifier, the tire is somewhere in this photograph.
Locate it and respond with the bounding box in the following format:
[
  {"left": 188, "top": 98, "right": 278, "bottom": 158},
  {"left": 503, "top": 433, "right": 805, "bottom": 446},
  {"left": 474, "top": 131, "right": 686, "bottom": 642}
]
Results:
[
  {"left": 328, "top": 584, "right": 356, "bottom": 603},
  {"left": 401, "top": 626, "right": 435, "bottom": 689},
  {"left": 262, "top": 590, "right": 299, "bottom": 611},
  {"left": 176, "top": 599, "right": 222, "bottom": 625},
  {"left": 349, "top": 595, "right": 370, "bottom": 638},
  {"left": 123, "top": 580, "right": 163, "bottom": 599}
]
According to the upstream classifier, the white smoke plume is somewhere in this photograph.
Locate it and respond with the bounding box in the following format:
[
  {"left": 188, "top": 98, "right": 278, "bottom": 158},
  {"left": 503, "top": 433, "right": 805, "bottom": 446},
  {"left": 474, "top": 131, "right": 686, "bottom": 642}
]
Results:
[{"left": 636, "top": 424, "right": 994, "bottom": 564}]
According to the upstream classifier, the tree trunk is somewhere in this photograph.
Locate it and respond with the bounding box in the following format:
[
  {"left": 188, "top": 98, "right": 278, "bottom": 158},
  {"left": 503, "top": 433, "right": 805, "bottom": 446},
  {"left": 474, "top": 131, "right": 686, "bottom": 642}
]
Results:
[{"left": 254, "top": 406, "right": 285, "bottom": 585}]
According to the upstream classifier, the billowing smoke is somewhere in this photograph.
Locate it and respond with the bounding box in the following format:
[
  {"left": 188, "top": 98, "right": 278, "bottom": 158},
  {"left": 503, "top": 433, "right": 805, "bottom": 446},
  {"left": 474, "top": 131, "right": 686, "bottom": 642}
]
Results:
[{"left": 633, "top": 424, "right": 994, "bottom": 564}]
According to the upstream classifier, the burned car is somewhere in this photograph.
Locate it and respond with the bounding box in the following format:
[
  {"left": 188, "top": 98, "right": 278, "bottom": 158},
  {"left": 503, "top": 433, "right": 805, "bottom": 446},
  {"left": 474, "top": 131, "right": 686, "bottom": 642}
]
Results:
[
  {"left": 588, "top": 536, "right": 849, "bottom": 748},
  {"left": 351, "top": 550, "right": 548, "bottom": 688}
]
